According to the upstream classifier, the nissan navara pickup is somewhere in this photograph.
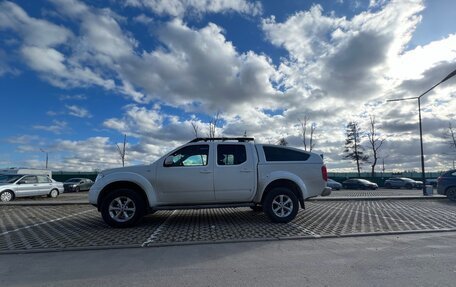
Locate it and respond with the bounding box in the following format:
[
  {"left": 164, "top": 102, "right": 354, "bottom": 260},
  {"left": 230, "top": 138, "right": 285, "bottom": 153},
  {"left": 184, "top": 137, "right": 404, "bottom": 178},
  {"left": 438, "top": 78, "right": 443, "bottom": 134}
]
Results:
[{"left": 89, "top": 138, "right": 331, "bottom": 227}]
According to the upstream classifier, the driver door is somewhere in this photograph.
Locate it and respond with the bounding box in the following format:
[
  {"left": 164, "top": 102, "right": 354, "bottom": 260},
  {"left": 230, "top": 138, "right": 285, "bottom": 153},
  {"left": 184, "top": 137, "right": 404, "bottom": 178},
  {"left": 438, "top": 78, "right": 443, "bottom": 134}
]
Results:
[
  {"left": 15, "top": 176, "right": 39, "bottom": 196},
  {"left": 155, "top": 144, "right": 215, "bottom": 204}
]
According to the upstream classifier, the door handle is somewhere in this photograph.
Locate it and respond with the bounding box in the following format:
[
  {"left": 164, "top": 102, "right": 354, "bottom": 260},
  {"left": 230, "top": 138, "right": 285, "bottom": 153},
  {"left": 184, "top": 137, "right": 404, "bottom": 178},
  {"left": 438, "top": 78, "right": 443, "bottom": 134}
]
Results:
[
  {"left": 200, "top": 170, "right": 213, "bottom": 174},
  {"left": 240, "top": 169, "right": 254, "bottom": 173}
]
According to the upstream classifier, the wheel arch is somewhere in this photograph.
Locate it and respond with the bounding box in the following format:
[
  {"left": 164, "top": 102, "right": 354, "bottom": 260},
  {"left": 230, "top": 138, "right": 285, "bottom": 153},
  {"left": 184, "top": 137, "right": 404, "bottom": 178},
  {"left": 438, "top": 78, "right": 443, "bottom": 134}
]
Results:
[
  {"left": 261, "top": 179, "right": 305, "bottom": 209},
  {"left": 97, "top": 181, "right": 149, "bottom": 211}
]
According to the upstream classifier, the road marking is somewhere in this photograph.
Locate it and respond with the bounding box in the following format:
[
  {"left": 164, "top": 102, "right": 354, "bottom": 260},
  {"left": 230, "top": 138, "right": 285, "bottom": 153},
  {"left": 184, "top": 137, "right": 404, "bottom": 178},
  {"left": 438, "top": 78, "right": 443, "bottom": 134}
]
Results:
[
  {"left": 0, "top": 209, "right": 95, "bottom": 236},
  {"left": 142, "top": 210, "right": 177, "bottom": 246}
]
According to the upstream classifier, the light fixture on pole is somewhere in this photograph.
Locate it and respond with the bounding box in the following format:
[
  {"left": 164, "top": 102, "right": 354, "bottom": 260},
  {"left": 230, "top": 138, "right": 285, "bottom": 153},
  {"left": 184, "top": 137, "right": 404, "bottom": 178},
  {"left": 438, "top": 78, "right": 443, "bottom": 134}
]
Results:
[
  {"left": 40, "top": 148, "right": 48, "bottom": 169},
  {"left": 387, "top": 68, "right": 456, "bottom": 195}
]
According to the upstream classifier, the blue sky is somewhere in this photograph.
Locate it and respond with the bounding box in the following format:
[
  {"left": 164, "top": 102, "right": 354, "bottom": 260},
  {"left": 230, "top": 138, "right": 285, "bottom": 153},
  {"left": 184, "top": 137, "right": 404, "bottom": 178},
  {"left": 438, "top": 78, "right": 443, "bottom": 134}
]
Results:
[{"left": 1, "top": 0, "right": 455, "bottom": 172}]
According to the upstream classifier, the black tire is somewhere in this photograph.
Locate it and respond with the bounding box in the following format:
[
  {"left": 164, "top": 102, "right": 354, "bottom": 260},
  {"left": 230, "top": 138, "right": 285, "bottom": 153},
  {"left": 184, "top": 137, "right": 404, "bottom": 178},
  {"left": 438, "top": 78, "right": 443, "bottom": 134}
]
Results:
[
  {"left": 384, "top": 183, "right": 392, "bottom": 189},
  {"left": 101, "top": 189, "right": 145, "bottom": 228},
  {"left": 75, "top": 186, "right": 80, "bottom": 193},
  {"left": 250, "top": 205, "right": 263, "bottom": 212},
  {"left": 47, "top": 189, "right": 59, "bottom": 198},
  {"left": 263, "top": 187, "right": 299, "bottom": 223},
  {"left": 447, "top": 187, "right": 456, "bottom": 202},
  {"left": 0, "top": 190, "right": 14, "bottom": 202},
  {"left": 405, "top": 183, "right": 413, "bottom": 189}
]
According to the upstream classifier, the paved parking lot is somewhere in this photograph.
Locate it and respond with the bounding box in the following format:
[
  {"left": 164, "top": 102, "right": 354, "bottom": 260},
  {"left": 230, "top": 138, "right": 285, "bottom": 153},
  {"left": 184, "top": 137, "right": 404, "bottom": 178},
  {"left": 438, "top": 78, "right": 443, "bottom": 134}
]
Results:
[{"left": 1, "top": 198, "right": 455, "bottom": 253}]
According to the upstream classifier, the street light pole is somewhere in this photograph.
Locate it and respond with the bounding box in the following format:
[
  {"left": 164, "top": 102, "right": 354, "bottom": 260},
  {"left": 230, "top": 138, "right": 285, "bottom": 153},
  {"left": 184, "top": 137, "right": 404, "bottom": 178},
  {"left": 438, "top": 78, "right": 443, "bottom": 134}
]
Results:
[
  {"left": 40, "top": 149, "right": 48, "bottom": 169},
  {"left": 387, "top": 68, "right": 456, "bottom": 196}
]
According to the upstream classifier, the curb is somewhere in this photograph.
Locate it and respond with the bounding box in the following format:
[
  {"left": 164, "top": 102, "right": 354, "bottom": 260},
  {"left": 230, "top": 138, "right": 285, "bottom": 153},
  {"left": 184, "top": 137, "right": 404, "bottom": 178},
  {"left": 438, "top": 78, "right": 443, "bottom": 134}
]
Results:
[{"left": 309, "top": 195, "right": 447, "bottom": 201}]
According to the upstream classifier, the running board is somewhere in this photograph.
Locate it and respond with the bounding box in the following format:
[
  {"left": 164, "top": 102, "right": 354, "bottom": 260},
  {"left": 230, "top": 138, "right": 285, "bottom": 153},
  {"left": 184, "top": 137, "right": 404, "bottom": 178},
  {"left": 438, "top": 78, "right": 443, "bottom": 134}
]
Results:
[{"left": 152, "top": 202, "right": 253, "bottom": 211}]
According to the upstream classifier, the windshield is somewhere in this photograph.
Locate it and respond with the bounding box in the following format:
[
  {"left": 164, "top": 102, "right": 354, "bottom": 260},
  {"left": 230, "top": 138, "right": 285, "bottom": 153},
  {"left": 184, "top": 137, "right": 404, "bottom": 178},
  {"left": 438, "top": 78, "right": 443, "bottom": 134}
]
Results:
[{"left": 0, "top": 174, "right": 22, "bottom": 183}]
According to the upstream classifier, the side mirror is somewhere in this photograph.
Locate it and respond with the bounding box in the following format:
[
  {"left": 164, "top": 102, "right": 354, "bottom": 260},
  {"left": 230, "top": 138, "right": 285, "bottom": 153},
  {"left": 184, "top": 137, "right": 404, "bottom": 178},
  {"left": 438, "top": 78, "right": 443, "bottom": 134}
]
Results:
[{"left": 164, "top": 156, "right": 174, "bottom": 167}]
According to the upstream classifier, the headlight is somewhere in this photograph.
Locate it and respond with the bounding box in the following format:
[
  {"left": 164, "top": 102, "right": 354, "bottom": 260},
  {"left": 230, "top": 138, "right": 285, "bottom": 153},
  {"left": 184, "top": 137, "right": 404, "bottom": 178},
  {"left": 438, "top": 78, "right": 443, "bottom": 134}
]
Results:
[{"left": 72, "top": 184, "right": 77, "bottom": 187}]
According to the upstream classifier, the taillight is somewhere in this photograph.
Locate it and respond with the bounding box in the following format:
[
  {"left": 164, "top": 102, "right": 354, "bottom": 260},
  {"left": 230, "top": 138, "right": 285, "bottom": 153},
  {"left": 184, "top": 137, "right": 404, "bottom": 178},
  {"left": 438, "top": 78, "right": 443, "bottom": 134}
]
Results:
[{"left": 321, "top": 165, "right": 328, "bottom": 181}]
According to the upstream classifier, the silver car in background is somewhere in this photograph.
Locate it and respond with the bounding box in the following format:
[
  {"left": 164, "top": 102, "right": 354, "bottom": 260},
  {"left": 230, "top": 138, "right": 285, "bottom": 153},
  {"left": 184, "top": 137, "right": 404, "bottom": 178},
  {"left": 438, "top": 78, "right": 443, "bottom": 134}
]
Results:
[{"left": 0, "top": 174, "right": 63, "bottom": 202}]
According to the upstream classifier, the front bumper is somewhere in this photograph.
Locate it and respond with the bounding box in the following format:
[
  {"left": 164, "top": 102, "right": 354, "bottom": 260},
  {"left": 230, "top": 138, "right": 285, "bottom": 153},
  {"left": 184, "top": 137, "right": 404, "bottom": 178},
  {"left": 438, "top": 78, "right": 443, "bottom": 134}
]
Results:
[{"left": 63, "top": 185, "right": 78, "bottom": 192}]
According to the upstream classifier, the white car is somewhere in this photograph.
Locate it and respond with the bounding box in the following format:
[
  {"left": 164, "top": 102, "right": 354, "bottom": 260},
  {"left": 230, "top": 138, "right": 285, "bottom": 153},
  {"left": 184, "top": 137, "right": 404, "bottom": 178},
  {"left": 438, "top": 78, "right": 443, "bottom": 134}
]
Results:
[
  {"left": 90, "top": 137, "right": 330, "bottom": 227},
  {"left": 0, "top": 174, "right": 63, "bottom": 202}
]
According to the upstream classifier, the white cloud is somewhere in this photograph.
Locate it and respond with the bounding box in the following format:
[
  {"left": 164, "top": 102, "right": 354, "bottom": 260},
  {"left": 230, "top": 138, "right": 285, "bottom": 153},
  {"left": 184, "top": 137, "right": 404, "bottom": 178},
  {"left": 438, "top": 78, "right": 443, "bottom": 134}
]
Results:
[
  {"left": 0, "top": 1, "right": 72, "bottom": 47},
  {"left": 118, "top": 19, "right": 280, "bottom": 112},
  {"left": 66, "top": 105, "right": 92, "bottom": 118},
  {"left": 125, "top": 0, "right": 262, "bottom": 17},
  {"left": 33, "top": 120, "right": 68, "bottom": 134}
]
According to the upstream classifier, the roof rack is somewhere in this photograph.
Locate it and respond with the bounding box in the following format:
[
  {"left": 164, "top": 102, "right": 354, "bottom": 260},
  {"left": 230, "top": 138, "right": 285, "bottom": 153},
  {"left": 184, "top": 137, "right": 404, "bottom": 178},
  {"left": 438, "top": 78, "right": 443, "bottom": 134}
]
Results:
[{"left": 189, "top": 137, "right": 255, "bottom": 143}]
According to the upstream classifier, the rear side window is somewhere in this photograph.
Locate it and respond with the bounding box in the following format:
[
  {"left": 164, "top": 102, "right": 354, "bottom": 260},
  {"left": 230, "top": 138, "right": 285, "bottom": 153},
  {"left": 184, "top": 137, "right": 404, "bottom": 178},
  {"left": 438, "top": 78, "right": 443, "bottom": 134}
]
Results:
[
  {"left": 263, "top": 146, "right": 310, "bottom": 162},
  {"left": 217, "top": 144, "right": 246, "bottom": 165},
  {"left": 37, "top": 176, "right": 51, "bottom": 183}
]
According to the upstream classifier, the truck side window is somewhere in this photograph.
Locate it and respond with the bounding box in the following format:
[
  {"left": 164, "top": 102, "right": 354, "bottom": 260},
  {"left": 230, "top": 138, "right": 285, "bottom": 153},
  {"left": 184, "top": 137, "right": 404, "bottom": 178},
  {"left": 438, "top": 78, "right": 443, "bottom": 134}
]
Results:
[
  {"left": 263, "top": 146, "right": 310, "bottom": 161},
  {"left": 217, "top": 144, "right": 246, "bottom": 166},
  {"left": 167, "top": 145, "right": 209, "bottom": 167}
]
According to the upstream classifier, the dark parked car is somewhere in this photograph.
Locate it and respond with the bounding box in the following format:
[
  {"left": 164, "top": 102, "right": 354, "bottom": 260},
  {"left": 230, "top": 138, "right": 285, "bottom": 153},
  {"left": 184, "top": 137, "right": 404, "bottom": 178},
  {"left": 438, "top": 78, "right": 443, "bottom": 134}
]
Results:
[
  {"left": 342, "top": 179, "right": 378, "bottom": 190},
  {"left": 63, "top": 178, "right": 94, "bottom": 193},
  {"left": 384, "top": 177, "right": 422, "bottom": 189},
  {"left": 327, "top": 179, "right": 342, "bottom": 190},
  {"left": 437, "top": 170, "right": 456, "bottom": 201}
]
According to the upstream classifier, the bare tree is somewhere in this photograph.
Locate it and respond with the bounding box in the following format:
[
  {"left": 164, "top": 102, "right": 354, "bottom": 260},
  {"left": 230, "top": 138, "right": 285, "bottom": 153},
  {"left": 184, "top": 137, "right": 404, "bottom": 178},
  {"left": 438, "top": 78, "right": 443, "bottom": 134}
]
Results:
[
  {"left": 191, "top": 121, "right": 200, "bottom": 138},
  {"left": 277, "top": 137, "right": 288, "bottom": 146},
  {"left": 366, "top": 116, "right": 385, "bottom": 177},
  {"left": 309, "top": 122, "right": 316, "bottom": 152},
  {"left": 343, "top": 121, "right": 369, "bottom": 177},
  {"left": 208, "top": 112, "right": 221, "bottom": 138},
  {"left": 447, "top": 122, "right": 456, "bottom": 150},
  {"left": 298, "top": 116, "right": 308, "bottom": 151},
  {"left": 116, "top": 134, "right": 127, "bottom": 167},
  {"left": 298, "top": 116, "right": 317, "bottom": 151}
]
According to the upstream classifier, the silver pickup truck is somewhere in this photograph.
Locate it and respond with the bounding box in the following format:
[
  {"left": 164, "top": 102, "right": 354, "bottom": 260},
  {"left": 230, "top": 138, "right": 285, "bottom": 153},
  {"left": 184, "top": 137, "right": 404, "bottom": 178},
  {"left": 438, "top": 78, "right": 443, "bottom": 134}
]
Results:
[{"left": 89, "top": 137, "right": 330, "bottom": 227}]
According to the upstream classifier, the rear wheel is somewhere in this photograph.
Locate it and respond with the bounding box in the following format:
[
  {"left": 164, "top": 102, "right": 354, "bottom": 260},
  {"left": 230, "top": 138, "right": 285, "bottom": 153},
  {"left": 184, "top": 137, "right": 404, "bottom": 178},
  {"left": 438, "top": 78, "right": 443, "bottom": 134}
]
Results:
[
  {"left": 405, "top": 183, "right": 413, "bottom": 189},
  {"left": 263, "top": 187, "right": 299, "bottom": 223},
  {"left": 0, "top": 190, "right": 14, "bottom": 202},
  {"left": 101, "top": 189, "right": 145, "bottom": 228},
  {"left": 48, "top": 189, "right": 59, "bottom": 198},
  {"left": 447, "top": 187, "right": 456, "bottom": 202},
  {"left": 385, "top": 183, "right": 392, "bottom": 189}
]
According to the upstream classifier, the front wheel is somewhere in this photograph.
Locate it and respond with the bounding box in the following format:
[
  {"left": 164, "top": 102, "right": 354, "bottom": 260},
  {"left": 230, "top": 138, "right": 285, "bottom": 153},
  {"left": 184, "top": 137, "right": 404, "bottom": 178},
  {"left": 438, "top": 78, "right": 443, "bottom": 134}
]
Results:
[
  {"left": 48, "top": 189, "right": 59, "bottom": 198},
  {"left": 263, "top": 187, "right": 299, "bottom": 223},
  {"left": 101, "top": 189, "right": 145, "bottom": 228},
  {"left": 447, "top": 187, "right": 456, "bottom": 202},
  {"left": 0, "top": 190, "right": 14, "bottom": 202}
]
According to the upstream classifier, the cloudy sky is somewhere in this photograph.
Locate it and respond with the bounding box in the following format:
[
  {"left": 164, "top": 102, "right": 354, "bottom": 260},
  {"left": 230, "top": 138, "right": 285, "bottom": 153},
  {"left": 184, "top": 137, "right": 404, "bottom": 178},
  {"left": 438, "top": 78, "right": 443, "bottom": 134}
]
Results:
[{"left": 1, "top": 0, "right": 455, "bottom": 172}]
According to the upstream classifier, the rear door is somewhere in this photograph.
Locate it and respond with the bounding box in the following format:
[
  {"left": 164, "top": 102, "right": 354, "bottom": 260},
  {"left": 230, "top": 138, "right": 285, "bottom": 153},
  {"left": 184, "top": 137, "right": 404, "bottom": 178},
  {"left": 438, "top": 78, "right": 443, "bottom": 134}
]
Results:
[
  {"left": 213, "top": 143, "right": 256, "bottom": 202},
  {"left": 37, "top": 175, "right": 53, "bottom": 195}
]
